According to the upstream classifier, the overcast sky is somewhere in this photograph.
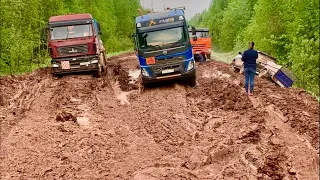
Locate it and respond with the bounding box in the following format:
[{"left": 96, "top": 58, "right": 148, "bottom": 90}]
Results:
[{"left": 140, "top": 0, "right": 212, "bottom": 20}]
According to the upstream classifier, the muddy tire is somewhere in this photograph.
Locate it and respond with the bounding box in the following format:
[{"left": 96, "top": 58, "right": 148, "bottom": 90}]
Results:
[
  {"left": 99, "top": 52, "right": 107, "bottom": 73},
  {"left": 187, "top": 75, "right": 196, "bottom": 87},
  {"left": 206, "top": 53, "right": 211, "bottom": 61},
  {"left": 93, "top": 64, "right": 102, "bottom": 78},
  {"left": 53, "top": 74, "right": 63, "bottom": 79},
  {"left": 142, "top": 80, "right": 151, "bottom": 88}
]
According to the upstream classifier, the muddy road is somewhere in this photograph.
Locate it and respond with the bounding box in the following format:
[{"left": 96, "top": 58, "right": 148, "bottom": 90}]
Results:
[{"left": 0, "top": 52, "right": 319, "bottom": 179}]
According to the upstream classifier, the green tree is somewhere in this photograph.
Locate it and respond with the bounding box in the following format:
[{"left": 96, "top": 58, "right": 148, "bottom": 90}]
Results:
[{"left": 0, "top": 0, "right": 141, "bottom": 75}]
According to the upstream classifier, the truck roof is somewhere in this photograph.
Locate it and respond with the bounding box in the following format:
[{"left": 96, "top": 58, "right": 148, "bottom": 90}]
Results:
[
  {"left": 136, "top": 9, "right": 184, "bottom": 23},
  {"left": 188, "top": 28, "right": 209, "bottom": 32},
  {"left": 49, "top": 13, "right": 93, "bottom": 22}
]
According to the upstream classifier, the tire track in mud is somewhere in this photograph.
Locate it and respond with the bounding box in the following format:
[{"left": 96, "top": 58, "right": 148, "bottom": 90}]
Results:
[
  {"left": 0, "top": 68, "right": 52, "bottom": 142},
  {"left": 0, "top": 53, "right": 318, "bottom": 179}
]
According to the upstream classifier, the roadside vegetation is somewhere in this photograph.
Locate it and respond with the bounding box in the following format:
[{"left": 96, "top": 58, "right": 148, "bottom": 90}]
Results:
[
  {"left": 189, "top": 0, "right": 319, "bottom": 97},
  {"left": 0, "top": 0, "right": 140, "bottom": 75}
]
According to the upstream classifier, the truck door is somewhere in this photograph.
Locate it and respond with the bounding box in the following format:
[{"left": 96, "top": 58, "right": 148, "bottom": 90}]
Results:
[{"left": 93, "top": 19, "right": 101, "bottom": 52}]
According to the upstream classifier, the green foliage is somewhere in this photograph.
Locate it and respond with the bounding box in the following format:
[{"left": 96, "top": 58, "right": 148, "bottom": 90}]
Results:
[
  {"left": 189, "top": 0, "right": 319, "bottom": 96},
  {"left": 0, "top": 0, "right": 141, "bottom": 75}
]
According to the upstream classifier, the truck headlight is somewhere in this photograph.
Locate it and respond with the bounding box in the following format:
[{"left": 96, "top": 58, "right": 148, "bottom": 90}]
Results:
[
  {"left": 52, "top": 64, "right": 59, "bottom": 68},
  {"left": 141, "top": 68, "right": 150, "bottom": 77},
  {"left": 187, "top": 60, "right": 195, "bottom": 71},
  {"left": 91, "top": 60, "right": 98, "bottom": 64}
]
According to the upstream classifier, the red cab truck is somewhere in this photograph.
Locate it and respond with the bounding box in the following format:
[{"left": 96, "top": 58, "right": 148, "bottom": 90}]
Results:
[{"left": 47, "top": 13, "right": 106, "bottom": 77}]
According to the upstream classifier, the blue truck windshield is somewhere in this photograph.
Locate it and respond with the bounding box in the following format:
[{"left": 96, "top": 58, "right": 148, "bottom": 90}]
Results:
[{"left": 138, "top": 26, "right": 188, "bottom": 49}]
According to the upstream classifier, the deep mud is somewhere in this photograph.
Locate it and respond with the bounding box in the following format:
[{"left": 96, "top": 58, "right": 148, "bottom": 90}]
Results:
[{"left": 0, "top": 53, "right": 319, "bottom": 179}]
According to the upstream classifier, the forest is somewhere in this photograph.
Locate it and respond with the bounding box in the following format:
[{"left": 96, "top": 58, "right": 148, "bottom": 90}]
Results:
[
  {"left": 189, "top": 0, "right": 319, "bottom": 97},
  {"left": 0, "top": 0, "right": 140, "bottom": 75}
]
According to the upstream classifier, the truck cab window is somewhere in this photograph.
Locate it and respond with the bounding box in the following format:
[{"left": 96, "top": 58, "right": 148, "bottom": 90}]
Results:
[
  {"left": 50, "top": 24, "right": 93, "bottom": 40},
  {"left": 138, "top": 26, "right": 187, "bottom": 49},
  {"left": 189, "top": 31, "right": 209, "bottom": 38}
]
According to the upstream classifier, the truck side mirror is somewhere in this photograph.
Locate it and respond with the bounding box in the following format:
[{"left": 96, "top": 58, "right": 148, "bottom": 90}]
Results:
[
  {"left": 187, "top": 25, "right": 196, "bottom": 35},
  {"left": 97, "top": 22, "right": 102, "bottom": 35},
  {"left": 142, "top": 33, "right": 148, "bottom": 38}
]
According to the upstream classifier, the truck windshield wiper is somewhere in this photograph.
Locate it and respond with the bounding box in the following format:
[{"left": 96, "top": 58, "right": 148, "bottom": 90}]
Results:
[
  {"left": 148, "top": 45, "right": 162, "bottom": 50},
  {"left": 65, "top": 32, "right": 70, "bottom": 40}
]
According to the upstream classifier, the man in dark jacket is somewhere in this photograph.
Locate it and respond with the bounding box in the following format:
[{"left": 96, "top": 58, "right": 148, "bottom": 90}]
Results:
[{"left": 241, "top": 42, "right": 258, "bottom": 95}]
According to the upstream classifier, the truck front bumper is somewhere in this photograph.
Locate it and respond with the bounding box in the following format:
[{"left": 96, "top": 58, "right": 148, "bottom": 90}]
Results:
[
  {"left": 142, "top": 68, "right": 196, "bottom": 83},
  {"left": 51, "top": 55, "right": 99, "bottom": 75},
  {"left": 141, "top": 59, "right": 196, "bottom": 83}
]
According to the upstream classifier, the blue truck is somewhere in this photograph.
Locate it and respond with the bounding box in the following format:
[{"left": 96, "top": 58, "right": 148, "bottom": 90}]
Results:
[{"left": 133, "top": 8, "right": 196, "bottom": 87}]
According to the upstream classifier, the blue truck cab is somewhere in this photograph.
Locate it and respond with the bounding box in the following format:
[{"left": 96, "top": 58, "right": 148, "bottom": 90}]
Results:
[{"left": 133, "top": 8, "right": 196, "bottom": 86}]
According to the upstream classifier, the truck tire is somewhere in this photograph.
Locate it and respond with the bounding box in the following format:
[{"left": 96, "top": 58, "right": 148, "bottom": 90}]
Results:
[
  {"left": 142, "top": 79, "right": 151, "bottom": 88},
  {"left": 53, "top": 74, "right": 63, "bottom": 79},
  {"left": 187, "top": 75, "right": 196, "bottom": 87},
  {"left": 93, "top": 64, "right": 102, "bottom": 78},
  {"left": 99, "top": 53, "right": 106, "bottom": 73},
  {"left": 206, "top": 53, "right": 211, "bottom": 61}
]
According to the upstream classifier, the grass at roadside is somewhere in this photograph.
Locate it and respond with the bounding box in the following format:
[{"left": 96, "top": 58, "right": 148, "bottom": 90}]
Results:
[
  {"left": 211, "top": 51, "right": 236, "bottom": 64},
  {"left": 107, "top": 49, "right": 133, "bottom": 58},
  {"left": 0, "top": 58, "right": 51, "bottom": 77}
]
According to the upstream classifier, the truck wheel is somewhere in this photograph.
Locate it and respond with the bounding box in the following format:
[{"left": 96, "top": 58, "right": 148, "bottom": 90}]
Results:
[
  {"left": 206, "top": 53, "right": 211, "bottom": 61},
  {"left": 142, "top": 80, "right": 150, "bottom": 88},
  {"left": 187, "top": 75, "right": 196, "bottom": 87},
  {"left": 53, "top": 74, "right": 63, "bottom": 79},
  {"left": 99, "top": 53, "right": 106, "bottom": 73},
  {"left": 93, "top": 64, "right": 102, "bottom": 78}
]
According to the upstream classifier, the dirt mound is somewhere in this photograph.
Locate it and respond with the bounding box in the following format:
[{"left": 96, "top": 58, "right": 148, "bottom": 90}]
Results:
[
  {"left": 56, "top": 111, "right": 77, "bottom": 122},
  {"left": 187, "top": 78, "right": 253, "bottom": 112},
  {"left": 257, "top": 143, "right": 289, "bottom": 179},
  {"left": 254, "top": 78, "right": 319, "bottom": 149},
  {"left": 107, "top": 61, "right": 139, "bottom": 91}
]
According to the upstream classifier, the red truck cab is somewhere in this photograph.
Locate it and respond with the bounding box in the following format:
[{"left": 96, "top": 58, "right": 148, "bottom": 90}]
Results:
[
  {"left": 47, "top": 13, "right": 106, "bottom": 77},
  {"left": 188, "top": 28, "right": 212, "bottom": 61}
]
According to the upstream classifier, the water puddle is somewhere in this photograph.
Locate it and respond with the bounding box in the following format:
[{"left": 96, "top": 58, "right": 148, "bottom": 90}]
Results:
[
  {"left": 202, "top": 70, "right": 231, "bottom": 79},
  {"left": 76, "top": 117, "right": 90, "bottom": 126},
  {"left": 116, "top": 91, "right": 132, "bottom": 105},
  {"left": 113, "top": 81, "right": 133, "bottom": 105},
  {"left": 128, "top": 69, "right": 140, "bottom": 84}
]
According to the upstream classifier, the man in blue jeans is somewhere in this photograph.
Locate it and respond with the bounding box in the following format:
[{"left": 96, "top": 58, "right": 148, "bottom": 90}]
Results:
[{"left": 241, "top": 42, "right": 258, "bottom": 96}]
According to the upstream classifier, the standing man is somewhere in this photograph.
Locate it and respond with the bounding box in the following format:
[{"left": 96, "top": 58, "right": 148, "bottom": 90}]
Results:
[{"left": 241, "top": 42, "right": 258, "bottom": 96}]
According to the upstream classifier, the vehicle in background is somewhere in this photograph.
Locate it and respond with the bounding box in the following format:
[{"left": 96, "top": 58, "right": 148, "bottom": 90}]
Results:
[
  {"left": 188, "top": 28, "right": 212, "bottom": 61},
  {"left": 133, "top": 7, "right": 196, "bottom": 87},
  {"left": 46, "top": 13, "right": 107, "bottom": 78},
  {"left": 230, "top": 51, "right": 296, "bottom": 88}
]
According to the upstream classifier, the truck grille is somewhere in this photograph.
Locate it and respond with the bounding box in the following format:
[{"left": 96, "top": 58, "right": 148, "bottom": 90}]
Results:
[
  {"left": 193, "top": 44, "right": 206, "bottom": 50},
  {"left": 156, "top": 56, "right": 184, "bottom": 64},
  {"left": 57, "top": 44, "right": 88, "bottom": 56},
  {"left": 150, "top": 63, "right": 182, "bottom": 74}
]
